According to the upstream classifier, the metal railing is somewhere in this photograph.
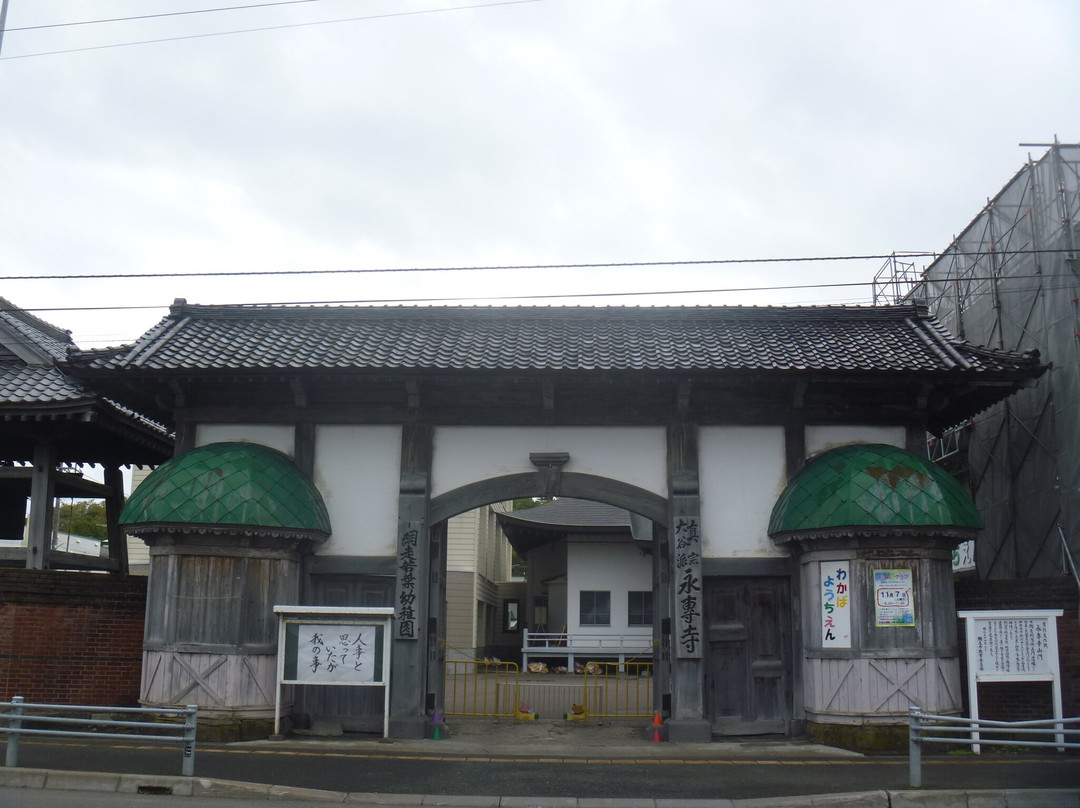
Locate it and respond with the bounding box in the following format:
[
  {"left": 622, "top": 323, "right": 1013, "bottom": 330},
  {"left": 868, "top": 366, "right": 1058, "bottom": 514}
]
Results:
[
  {"left": 908, "top": 706, "right": 1080, "bottom": 788},
  {"left": 0, "top": 696, "right": 198, "bottom": 777},
  {"left": 582, "top": 661, "right": 653, "bottom": 718},
  {"left": 444, "top": 659, "right": 520, "bottom": 717},
  {"left": 521, "top": 629, "right": 655, "bottom": 667}
]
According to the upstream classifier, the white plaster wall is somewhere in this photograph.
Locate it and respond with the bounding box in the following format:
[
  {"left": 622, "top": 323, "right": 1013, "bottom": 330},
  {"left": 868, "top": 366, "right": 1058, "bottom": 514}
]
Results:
[
  {"left": 431, "top": 426, "right": 667, "bottom": 500},
  {"left": 699, "top": 426, "right": 788, "bottom": 559},
  {"left": 805, "top": 425, "right": 906, "bottom": 457},
  {"left": 566, "top": 541, "right": 652, "bottom": 636},
  {"left": 312, "top": 425, "right": 402, "bottom": 557},
  {"left": 195, "top": 424, "right": 295, "bottom": 456}
]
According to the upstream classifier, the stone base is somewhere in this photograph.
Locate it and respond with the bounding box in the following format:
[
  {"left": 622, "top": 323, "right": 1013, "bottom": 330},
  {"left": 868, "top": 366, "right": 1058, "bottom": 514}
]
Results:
[
  {"left": 806, "top": 720, "right": 908, "bottom": 754},
  {"left": 196, "top": 717, "right": 277, "bottom": 743},
  {"left": 664, "top": 718, "right": 711, "bottom": 743}
]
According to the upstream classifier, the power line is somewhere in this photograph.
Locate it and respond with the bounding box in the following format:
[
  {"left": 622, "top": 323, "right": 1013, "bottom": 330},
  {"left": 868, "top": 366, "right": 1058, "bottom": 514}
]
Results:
[
  {"left": 17, "top": 274, "right": 1080, "bottom": 317},
  {"left": 3, "top": 0, "right": 326, "bottom": 32},
  {"left": 0, "top": 0, "right": 542, "bottom": 61},
  {"left": 2, "top": 248, "right": 1076, "bottom": 281}
]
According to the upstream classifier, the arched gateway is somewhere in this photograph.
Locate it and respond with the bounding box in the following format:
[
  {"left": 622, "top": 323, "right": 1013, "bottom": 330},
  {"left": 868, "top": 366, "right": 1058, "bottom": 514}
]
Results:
[{"left": 69, "top": 301, "right": 1043, "bottom": 746}]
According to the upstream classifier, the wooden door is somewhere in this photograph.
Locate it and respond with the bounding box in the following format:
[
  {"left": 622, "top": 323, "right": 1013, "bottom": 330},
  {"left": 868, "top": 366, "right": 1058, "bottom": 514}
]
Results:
[
  {"left": 705, "top": 576, "right": 792, "bottom": 735},
  {"left": 296, "top": 574, "right": 394, "bottom": 732}
]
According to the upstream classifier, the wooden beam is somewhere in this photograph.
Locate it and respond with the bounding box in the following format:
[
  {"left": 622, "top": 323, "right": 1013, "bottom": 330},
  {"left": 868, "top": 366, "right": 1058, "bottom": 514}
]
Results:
[
  {"left": 103, "top": 464, "right": 128, "bottom": 576},
  {"left": 168, "top": 380, "right": 187, "bottom": 408},
  {"left": 289, "top": 377, "right": 308, "bottom": 409},
  {"left": 294, "top": 422, "right": 315, "bottom": 476}
]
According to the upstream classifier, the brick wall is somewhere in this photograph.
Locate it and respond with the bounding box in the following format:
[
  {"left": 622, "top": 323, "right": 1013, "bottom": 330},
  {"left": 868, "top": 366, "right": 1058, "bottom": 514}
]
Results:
[
  {"left": 0, "top": 569, "right": 146, "bottom": 706},
  {"left": 955, "top": 576, "right": 1080, "bottom": 719}
]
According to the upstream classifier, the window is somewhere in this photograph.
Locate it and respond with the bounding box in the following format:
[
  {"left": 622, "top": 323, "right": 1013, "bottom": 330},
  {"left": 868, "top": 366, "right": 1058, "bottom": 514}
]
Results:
[
  {"left": 628, "top": 591, "right": 652, "bottom": 626},
  {"left": 579, "top": 591, "right": 611, "bottom": 626},
  {"left": 503, "top": 600, "right": 520, "bottom": 632}
]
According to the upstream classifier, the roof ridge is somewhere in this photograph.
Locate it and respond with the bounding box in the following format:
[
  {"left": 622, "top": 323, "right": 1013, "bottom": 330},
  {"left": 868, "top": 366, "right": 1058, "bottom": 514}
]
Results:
[
  {"left": 165, "top": 301, "right": 925, "bottom": 320},
  {"left": 0, "top": 298, "right": 74, "bottom": 347}
]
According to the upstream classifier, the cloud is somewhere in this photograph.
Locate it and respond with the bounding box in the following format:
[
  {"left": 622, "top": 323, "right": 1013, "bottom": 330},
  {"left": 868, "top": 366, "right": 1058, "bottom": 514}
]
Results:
[{"left": 2, "top": 0, "right": 1079, "bottom": 344}]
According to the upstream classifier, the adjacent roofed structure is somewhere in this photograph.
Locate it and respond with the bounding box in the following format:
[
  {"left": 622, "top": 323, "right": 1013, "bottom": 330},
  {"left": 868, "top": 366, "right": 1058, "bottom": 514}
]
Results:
[{"left": 0, "top": 298, "right": 172, "bottom": 573}]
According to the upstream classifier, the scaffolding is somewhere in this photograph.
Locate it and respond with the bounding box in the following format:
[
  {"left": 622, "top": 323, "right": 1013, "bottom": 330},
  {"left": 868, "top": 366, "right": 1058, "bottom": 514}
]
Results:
[{"left": 880, "top": 140, "right": 1080, "bottom": 580}]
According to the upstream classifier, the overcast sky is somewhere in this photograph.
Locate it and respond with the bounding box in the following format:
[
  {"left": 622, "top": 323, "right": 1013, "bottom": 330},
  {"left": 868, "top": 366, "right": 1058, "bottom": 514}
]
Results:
[{"left": 2, "top": 0, "right": 1078, "bottom": 349}]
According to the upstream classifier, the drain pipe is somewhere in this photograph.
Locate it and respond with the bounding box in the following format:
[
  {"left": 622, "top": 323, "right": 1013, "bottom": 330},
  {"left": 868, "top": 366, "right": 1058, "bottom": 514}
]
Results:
[{"left": 1058, "top": 524, "right": 1080, "bottom": 621}]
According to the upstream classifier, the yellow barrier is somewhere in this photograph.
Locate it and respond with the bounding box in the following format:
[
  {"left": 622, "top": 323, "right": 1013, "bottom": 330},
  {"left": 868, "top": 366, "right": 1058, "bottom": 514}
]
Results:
[
  {"left": 582, "top": 660, "right": 654, "bottom": 718},
  {"left": 443, "top": 658, "right": 520, "bottom": 717}
]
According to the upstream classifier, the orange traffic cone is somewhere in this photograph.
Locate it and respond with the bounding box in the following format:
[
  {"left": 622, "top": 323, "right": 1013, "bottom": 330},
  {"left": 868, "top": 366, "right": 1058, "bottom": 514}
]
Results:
[{"left": 651, "top": 712, "right": 663, "bottom": 743}]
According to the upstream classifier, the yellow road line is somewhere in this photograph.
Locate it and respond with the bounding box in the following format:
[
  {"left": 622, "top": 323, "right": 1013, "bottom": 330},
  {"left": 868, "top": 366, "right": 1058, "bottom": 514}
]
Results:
[{"left": 13, "top": 739, "right": 1074, "bottom": 768}]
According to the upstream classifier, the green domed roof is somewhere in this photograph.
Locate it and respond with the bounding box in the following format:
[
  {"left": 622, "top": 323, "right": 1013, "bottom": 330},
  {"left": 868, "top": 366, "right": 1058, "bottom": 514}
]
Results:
[
  {"left": 121, "top": 442, "right": 331, "bottom": 536},
  {"left": 768, "top": 443, "right": 982, "bottom": 536}
]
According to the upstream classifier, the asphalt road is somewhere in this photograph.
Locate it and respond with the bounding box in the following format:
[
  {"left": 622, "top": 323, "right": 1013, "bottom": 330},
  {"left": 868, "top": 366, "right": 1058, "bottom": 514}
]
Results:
[{"left": 3, "top": 737, "right": 1078, "bottom": 801}]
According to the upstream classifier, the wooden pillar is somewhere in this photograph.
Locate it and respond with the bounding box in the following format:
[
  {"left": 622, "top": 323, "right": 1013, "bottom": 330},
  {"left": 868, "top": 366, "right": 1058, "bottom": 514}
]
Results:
[
  {"left": 389, "top": 423, "right": 433, "bottom": 739},
  {"left": 666, "top": 423, "right": 711, "bottom": 742},
  {"left": 426, "top": 521, "right": 448, "bottom": 721},
  {"left": 652, "top": 519, "right": 671, "bottom": 718},
  {"left": 103, "top": 464, "right": 128, "bottom": 576},
  {"left": 25, "top": 438, "right": 57, "bottom": 570},
  {"left": 174, "top": 421, "right": 195, "bottom": 456}
]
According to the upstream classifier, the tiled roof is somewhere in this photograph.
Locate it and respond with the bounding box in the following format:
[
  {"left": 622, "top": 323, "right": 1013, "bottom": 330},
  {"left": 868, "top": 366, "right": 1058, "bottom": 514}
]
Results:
[
  {"left": 768, "top": 443, "right": 983, "bottom": 536},
  {"left": 76, "top": 301, "right": 1041, "bottom": 376},
  {"left": 0, "top": 299, "right": 91, "bottom": 407},
  {"left": 121, "top": 442, "right": 331, "bottom": 537},
  {"left": 0, "top": 299, "right": 170, "bottom": 455},
  {"left": 0, "top": 363, "right": 90, "bottom": 405}
]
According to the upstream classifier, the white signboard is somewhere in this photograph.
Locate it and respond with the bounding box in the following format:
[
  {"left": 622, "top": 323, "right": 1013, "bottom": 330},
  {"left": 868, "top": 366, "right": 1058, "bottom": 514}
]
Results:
[
  {"left": 821, "top": 561, "right": 851, "bottom": 648},
  {"left": 959, "top": 609, "right": 1064, "bottom": 753},
  {"left": 874, "top": 568, "right": 915, "bottom": 627},
  {"left": 952, "top": 540, "right": 975, "bottom": 573},
  {"left": 968, "top": 614, "right": 1055, "bottom": 677},
  {"left": 273, "top": 606, "right": 394, "bottom": 737},
  {"left": 289, "top": 624, "right": 380, "bottom": 684}
]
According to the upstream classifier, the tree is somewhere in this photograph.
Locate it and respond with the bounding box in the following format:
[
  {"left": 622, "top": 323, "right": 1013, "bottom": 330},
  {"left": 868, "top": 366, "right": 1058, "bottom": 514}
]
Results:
[
  {"left": 56, "top": 500, "right": 107, "bottom": 538},
  {"left": 511, "top": 496, "right": 552, "bottom": 511}
]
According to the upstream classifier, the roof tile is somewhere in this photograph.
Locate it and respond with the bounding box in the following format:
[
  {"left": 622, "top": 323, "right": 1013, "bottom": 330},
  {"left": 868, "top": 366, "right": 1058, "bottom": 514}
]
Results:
[{"left": 73, "top": 303, "right": 1042, "bottom": 377}]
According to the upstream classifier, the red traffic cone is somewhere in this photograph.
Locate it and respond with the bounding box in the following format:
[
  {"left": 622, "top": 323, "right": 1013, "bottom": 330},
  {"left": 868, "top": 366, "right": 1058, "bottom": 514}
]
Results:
[
  {"left": 652, "top": 712, "right": 663, "bottom": 726},
  {"left": 651, "top": 725, "right": 662, "bottom": 743}
]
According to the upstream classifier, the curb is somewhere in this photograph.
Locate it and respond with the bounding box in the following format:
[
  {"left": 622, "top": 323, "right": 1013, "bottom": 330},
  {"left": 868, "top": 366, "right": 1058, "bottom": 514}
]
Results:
[{"left": 0, "top": 768, "right": 1078, "bottom": 807}]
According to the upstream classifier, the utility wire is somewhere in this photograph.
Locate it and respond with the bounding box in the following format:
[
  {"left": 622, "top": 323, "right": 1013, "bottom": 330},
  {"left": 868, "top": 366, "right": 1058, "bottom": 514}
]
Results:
[
  {"left": 14, "top": 274, "right": 1080, "bottom": 316},
  {"left": 3, "top": 0, "right": 326, "bottom": 32},
  {"left": 1, "top": 248, "right": 1076, "bottom": 281},
  {"left": 0, "top": 0, "right": 542, "bottom": 60}
]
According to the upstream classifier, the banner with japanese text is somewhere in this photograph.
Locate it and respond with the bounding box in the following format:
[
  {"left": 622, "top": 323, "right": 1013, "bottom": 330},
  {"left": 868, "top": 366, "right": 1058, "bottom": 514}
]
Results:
[{"left": 821, "top": 561, "right": 851, "bottom": 647}]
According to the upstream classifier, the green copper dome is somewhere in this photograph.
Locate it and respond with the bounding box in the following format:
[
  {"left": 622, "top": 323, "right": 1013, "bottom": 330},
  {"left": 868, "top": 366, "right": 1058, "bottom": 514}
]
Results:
[
  {"left": 121, "top": 442, "right": 331, "bottom": 536},
  {"left": 768, "top": 443, "right": 982, "bottom": 536}
]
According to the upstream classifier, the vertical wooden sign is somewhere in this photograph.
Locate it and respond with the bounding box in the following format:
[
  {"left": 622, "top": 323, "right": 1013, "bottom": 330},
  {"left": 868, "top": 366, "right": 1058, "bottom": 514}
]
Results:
[
  {"left": 395, "top": 522, "right": 422, "bottom": 640},
  {"left": 673, "top": 516, "right": 703, "bottom": 659}
]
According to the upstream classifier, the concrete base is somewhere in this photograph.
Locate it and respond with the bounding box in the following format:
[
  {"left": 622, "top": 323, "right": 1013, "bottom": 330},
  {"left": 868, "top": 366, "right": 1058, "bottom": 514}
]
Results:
[
  {"left": 664, "top": 718, "right": 711, "bottom": 743},
  {"left": 388, "top": 715, "right": 429, "bottom": 740}
]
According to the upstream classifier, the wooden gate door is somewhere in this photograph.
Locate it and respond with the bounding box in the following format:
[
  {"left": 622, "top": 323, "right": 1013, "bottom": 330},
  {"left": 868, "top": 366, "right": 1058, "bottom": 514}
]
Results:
[
  {"left": 704, "top": 576, "right": 792, "bottom": 735},
  {"left": 297, "top": 574, "right": 394, "bottom": 732}
]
